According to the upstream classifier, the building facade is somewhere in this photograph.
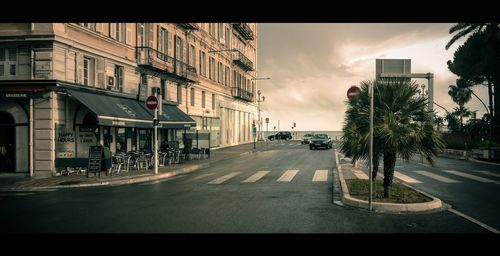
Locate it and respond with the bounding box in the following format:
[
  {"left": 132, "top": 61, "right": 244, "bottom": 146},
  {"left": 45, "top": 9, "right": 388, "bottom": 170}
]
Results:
[{"left": 0, "top": 23, "right": 258, "bottom": 177}]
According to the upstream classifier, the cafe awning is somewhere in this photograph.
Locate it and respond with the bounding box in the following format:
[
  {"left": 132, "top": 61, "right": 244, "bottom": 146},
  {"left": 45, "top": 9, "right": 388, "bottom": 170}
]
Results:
[
  {"left": 158, "top": 104, "right": 196, "bottom": 129},
  {"left": 67, "top": 89, "right": 154, "bottom": 128}
]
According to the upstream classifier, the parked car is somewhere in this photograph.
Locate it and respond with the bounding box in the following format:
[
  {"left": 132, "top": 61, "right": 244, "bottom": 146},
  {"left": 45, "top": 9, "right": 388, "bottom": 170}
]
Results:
[
  {"left": 309, "top": 133, "right": 332, "bottom": 150},
  {"left": 301, "top": 133, "right": 314, "bottom": 144},
  {"left": 268, "top": 131, "right": 292, "bottom": 141}
]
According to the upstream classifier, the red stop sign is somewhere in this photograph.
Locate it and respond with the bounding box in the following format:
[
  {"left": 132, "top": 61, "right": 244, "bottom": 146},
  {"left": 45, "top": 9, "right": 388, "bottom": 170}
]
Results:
[
  {"left": 146, "top": 95, "right": 158, "bottom": 110},
  {"left": 347, "top": 86, "right": 361, "bottom": 101}
]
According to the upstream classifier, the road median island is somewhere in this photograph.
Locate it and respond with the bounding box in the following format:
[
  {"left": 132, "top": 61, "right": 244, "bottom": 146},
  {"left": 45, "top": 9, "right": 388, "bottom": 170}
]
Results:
[{"left": 334, "top": 149, "right": 444, "bottom": 213}]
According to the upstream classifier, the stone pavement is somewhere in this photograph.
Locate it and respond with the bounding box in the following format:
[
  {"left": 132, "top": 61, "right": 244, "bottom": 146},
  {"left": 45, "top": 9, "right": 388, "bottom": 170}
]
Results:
[{"left": 0, "top": 141, "right": 268, "bottom": 191}]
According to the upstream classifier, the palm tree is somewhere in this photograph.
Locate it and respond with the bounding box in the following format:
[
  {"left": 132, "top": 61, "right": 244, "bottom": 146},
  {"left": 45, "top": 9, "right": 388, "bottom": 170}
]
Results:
[
  {"left": 342, "top": 79, "right": 445, "bottom": 198},
  {"left": 448, "top": 84, "right": 472, "bottom": 131}
]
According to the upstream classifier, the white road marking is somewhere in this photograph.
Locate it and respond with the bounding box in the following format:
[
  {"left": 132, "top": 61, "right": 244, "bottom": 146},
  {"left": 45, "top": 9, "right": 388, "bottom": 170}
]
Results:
[
  {"left": 379, "top": 171, "right": 422, "bottom": 183},
  {"left": 277, "top": 170, "right": 299, "bottom": 182},
  {"left": 444, "top": 170, "right": 500, "bottom": 185},
  {"left": 188, "top": 173, "right": 216, "bottom": 182},
  {"left": 139, "top": 175, "right": 187, "bottom": 185},
  {"left": 207, "top": 172, "right": 242, "bottom": 184},
  {"left": 352, "top": 169, "right": 369, "bottom": 180},
  {"left": 241, "top": 171, "right": 270, "bottom": 183},
  {"left": 414, "top": 171, "right": 460, "bottom": 183},
  {"left": 312, "top": 170, "right": 328, "bottom": 182},
  {"left": 475, "top": 171, "right": 500, "bottom": 178},
  {"left": 394, "top": 171, "right": 422, "bottom": 183},
  {"left": 448, "top": 208, "right": 499, "bottom": 233}
]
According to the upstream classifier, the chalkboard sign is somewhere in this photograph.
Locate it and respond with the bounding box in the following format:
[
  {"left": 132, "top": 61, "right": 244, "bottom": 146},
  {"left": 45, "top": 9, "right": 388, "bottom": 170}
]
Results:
[{"left": 87, "top": 145, "right": 105, "bottom": 177}]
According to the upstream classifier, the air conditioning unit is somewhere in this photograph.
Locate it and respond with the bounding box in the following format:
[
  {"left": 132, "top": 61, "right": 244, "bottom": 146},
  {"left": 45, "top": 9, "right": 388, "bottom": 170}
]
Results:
[{"left": 107, "top": 76, "right": 115, "bottom": 89}]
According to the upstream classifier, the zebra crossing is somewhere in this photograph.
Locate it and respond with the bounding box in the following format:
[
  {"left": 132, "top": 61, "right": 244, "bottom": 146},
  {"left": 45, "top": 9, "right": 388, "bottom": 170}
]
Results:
[
  {"left": 200, "top": 169, "right": 330, "bottom": 185},
  {"left": 351, "top": 166, "right": 500, "bottom": 186}
]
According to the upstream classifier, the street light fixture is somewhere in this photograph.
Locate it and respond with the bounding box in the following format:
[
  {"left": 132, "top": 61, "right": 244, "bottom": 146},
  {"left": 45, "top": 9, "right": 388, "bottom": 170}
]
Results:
[{"left": 252, "top": 77, "right": 271, "bottom": 141}]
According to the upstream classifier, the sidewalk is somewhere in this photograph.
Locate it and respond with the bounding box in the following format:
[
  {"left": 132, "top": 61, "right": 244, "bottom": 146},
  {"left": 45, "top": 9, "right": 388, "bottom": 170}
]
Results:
[{"left": 0, "top": 141, "right": 267, "bottom": 191}]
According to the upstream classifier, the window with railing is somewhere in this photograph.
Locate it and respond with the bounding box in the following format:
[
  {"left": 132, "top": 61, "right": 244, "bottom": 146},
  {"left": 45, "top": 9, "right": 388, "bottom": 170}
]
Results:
[{"left": 158, "top": 26, "right": 168, "bottom": 57}]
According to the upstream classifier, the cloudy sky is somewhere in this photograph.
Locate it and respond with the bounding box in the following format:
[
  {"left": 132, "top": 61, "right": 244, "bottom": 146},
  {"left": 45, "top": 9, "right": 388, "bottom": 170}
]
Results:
[{"left": 256, "top": 23, "right": 489, "bottom": 132}]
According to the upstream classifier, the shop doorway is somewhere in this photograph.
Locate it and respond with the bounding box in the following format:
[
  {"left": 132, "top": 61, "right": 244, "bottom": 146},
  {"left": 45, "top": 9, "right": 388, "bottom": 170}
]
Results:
[{"left": 0, "top": 111, "right": 15, "bottom": 172}]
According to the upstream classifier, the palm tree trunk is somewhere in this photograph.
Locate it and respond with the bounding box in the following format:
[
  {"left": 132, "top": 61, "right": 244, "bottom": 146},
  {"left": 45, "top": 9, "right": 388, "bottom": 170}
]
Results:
[
  {"left": 383, "top": 151, "right": 396, "bottom": 198},
  {"left": 372, "top": 151, "right": 379, "bottom": 182},
  {"left": 488, "top": 78, "right": 493, "bottom": 159}
]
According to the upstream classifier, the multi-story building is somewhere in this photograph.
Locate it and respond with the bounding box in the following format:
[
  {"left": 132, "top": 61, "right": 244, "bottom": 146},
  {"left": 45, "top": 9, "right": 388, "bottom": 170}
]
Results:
[{"left": 0, "top": 23, "right": 258, "bottom": 177}]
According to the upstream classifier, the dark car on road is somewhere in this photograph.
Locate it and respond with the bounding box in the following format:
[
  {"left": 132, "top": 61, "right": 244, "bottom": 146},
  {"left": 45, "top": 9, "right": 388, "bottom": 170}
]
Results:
[
  {"left": 268, "top": 131, "right": 292, "bottom": 141},
  {"left": 309, "top": 133, "right": 332, "bottom": 150}
]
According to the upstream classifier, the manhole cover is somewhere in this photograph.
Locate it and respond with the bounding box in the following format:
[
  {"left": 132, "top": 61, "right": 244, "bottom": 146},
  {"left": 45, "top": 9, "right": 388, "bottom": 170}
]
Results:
[{"left": 59, "top": 181, "right": 82, "bottom": 185}]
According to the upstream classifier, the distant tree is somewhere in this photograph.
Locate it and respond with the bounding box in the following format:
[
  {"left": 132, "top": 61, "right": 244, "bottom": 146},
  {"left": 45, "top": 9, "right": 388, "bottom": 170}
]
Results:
[
  {"left": 448, "top": 84, "right": 472, "bottom": 131},
  {"left": 434, "top": 115, "right": 445, "bottom": 131},
  {"left": 445, "top": 112, "right": 461, "bottom": 132},
  {"left": 446, "top": 23, "right": 500, "bottom": 141}
]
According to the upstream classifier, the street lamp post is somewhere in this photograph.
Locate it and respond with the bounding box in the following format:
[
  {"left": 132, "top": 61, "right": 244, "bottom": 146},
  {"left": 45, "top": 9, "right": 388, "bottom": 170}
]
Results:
[
  {"left": 257, "top": 90, "right": 265, "bottom": 141},
  {"left": 252, "top": 77, "right": 271, "bottom": 142}
]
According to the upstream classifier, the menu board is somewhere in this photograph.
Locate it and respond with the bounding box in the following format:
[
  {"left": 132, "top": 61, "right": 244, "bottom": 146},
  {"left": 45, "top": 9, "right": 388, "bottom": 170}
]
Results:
[{"left": 87, "top": 145, "right": 104, "bottom": 177}]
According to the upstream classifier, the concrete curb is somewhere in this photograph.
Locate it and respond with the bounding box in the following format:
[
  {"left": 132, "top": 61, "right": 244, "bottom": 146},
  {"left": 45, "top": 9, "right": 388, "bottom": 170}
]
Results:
[
  {"left": 438, "top": 153, "right": 500, "bottom": 166},
  {"left": 1, "top": 148, "right": 256, "bottom": 191},
  {"left": 334, "top": 149, "right": 444, "bottom": 214}
]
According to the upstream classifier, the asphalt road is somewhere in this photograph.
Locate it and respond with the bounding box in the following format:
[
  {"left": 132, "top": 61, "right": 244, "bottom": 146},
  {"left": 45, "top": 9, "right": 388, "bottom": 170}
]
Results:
[
  {"left": 388, "top": 155, "right": 500, "bottom": 232},
  {"left": 0, "top": 141, "right": 490, "bottom": 233}
]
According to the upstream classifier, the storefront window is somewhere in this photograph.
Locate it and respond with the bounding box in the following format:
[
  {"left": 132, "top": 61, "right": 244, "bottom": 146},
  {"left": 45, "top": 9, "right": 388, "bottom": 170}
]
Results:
[
  {"left": 115, "top": 127, "right": 127, "bottom": 153},
  {"left": 130, "top": 128, "right": 137, "bottom": 151},
  {"left": 139, "top": 129, "right": 152, "bottom": 152},
  {"left": 103, "top": 127, "right": 112, "bottom": 148}
]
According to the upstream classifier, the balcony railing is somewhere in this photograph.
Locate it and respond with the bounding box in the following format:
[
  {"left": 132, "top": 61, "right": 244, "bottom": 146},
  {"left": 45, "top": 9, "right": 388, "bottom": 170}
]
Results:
[
  {"left": 232, "top": 50, "right": 254, "bottom": 72},
  {"left": 177, "top": 23, "right": 199, "bottom": 30},
  {"left": 174, "top": 59, "right": 198, "bottom": 83},
  {"left": 136, "top": 46, "right": 198, "bottom": 83},
  {"left": 232, "top": 87, "right": 253, "bottom": 102},
  {"left": 232, "top": 23, "right": 254, "bottom": 40},
  {"left": 136, "top": 46, "right": 174, "bottom": 71}
]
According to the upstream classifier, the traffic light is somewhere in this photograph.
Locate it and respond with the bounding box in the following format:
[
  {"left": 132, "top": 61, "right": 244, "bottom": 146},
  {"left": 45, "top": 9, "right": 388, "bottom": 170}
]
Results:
[
  {"left": 153, "top": 118, "right": 159, "bottom": 126},
  {"left": 293, "top": 122, "right": 296, "bottom": 128}
]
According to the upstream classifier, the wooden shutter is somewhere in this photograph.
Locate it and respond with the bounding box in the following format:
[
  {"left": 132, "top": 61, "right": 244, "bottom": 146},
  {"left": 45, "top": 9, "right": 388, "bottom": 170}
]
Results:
[
  {"left": 125, "top": 23, "right": 132, "bottom": 44},
  {"left": 148, "top": 23, "right": 154, "bottom": 48},
  {"left": 110, "top": 23, "right": 117, "bottom": 39},
  {"left": 96, "top": 23, "right": 103, "bottom": 33},
  {"left": 76, "top": 52, "right": 83, "bottom": 84},
  {"left": 97, "top": 58, "right": 105, "bottom": 88}
]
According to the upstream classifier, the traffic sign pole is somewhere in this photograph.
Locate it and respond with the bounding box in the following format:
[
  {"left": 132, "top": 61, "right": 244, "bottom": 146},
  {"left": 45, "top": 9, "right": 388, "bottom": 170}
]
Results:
[
  {"left": 369, "top": 83, "right": 374, "bottom": 211},
  {"left": 154, "top": 90, "right": 159, "bottom": 175}
]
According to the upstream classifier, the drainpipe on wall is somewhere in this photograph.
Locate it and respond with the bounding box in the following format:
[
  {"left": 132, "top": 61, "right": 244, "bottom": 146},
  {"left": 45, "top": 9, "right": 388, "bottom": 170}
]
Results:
[{"left": 29, "top": 97, "right": 34, "bottom": 177}]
